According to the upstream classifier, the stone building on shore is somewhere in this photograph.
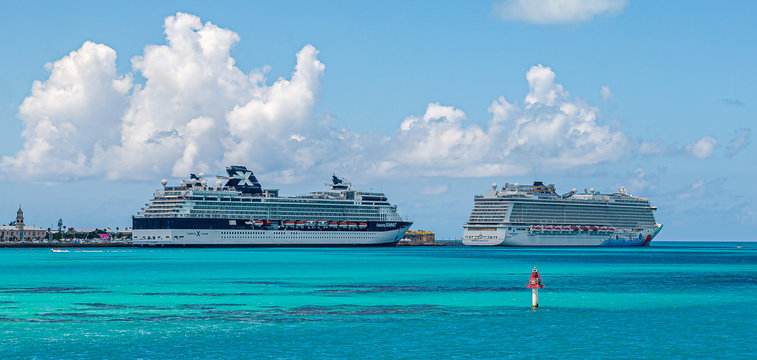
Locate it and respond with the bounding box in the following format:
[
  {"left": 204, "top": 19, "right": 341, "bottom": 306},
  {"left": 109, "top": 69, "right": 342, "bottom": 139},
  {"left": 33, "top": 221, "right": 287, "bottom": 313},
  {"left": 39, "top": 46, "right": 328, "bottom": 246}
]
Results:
[
  {"left": 398, "top": 229, "right": 436, "bottom": 246},
  {"left": 0, "top": 207, "right": 46, "bottom": 241}
]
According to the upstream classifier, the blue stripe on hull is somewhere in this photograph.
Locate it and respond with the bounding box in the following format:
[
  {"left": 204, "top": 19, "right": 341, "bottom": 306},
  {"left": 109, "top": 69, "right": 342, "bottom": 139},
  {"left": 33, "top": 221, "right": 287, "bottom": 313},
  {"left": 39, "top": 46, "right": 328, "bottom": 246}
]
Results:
[
  {"left": 133, "top": 241, "right": 400, "bottom": 248},
  {"left": 133, "top": 217, "right": 411, "bottom": 232}
]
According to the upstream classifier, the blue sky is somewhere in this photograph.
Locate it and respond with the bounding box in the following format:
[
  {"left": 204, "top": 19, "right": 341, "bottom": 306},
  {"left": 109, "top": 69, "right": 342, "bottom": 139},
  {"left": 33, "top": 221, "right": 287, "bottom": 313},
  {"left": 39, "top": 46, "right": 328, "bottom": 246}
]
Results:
[{"left": 0, "top": 1, "right": 755, "bottom": 240}]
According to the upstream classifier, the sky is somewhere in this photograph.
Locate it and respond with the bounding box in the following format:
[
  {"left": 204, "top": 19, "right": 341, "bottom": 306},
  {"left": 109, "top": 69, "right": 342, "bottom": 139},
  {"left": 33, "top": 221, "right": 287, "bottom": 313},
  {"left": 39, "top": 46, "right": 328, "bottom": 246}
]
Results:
[{"left": 0, "top": 0, "right": 755, "bottom": 240}]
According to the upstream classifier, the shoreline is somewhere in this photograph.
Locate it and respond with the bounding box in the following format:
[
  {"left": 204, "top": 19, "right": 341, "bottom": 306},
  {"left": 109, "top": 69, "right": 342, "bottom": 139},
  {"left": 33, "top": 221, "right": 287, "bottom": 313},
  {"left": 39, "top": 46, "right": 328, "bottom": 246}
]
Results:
[{"left": 0, "top": 242, "right": 133, "bottom": 248}]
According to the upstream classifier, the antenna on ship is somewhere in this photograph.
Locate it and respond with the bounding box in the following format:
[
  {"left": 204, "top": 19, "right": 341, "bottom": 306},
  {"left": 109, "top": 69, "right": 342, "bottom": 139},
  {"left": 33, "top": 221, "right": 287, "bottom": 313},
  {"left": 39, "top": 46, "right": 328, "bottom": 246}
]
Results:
[{"left": 161, "top": 179, "right": 167, "bottom": 190}]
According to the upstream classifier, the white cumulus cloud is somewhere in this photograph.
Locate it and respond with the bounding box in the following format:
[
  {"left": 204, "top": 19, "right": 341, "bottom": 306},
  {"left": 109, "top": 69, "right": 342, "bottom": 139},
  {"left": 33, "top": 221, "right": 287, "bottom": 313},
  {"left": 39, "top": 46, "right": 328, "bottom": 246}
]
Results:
[
  {"left": 2, "top": 41, "right": 132, "bottom": 178},
  {"left": 377, "top": 64, "right": 628, "bottom": 177},
  {"left": 2, "top": 12, "right": 328, "bottom": 181},
  {"left": 685, "top": 136, "right": 718, "bottom": 158},
  {"left": 492, "top": 0, "right": 628, "bottom": 24},
  {"left": 3, "top": 13, "right": 632, "bottom": 182}
]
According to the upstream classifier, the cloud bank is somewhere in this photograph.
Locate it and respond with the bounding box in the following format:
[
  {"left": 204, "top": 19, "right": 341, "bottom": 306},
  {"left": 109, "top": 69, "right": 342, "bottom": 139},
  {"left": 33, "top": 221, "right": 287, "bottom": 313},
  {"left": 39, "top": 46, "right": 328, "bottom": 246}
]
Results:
[
  {"left": 3, "top": 12, "right": 631, "bottom": 181},
  {"left": 384, "top": 64, "right": 627, "bottom": 177},
  {"left": 3, "top": 13, "right": 327, "bottom": 180},
  {"left": 492, "top": 0, "right": 628, "bottom": 24}
]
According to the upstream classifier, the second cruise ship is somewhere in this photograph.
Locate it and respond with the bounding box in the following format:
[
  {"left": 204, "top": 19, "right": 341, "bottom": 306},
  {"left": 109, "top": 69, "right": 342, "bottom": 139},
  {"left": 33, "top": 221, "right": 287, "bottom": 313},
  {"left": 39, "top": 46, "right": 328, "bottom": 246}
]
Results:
[
  {"left": 463, "top": 181, "right": 662, "bottom": 246},
  {"left": 132, "top": 166, "right": 412, "bottom": 247}
]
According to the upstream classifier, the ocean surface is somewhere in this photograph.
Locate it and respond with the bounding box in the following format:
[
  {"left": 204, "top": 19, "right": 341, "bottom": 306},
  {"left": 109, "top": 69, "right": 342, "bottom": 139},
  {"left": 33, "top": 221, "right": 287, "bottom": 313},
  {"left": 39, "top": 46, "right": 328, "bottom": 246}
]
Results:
[{"left": 1, "top": 242, "right": 756, "bottom": 359}]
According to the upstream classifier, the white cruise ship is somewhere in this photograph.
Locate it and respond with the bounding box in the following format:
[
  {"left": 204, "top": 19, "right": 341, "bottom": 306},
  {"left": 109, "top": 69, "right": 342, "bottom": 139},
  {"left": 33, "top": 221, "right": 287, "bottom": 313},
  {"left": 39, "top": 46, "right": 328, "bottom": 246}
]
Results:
[
  {"left": 463, "top": 181, "right": 662, "bottom": 246},
  {"left": 132, "top": 166, "right": 411, "bottom": 247}
]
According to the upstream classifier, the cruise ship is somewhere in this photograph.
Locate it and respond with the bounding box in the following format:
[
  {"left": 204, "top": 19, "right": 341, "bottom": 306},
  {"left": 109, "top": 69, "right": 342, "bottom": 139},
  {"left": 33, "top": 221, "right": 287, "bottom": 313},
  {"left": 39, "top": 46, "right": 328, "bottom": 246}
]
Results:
[
  {"left": 463, "top": 181, "right": 662, "bottom": 246},
  {"left": 132, "top": 166, "right": 412, "bottom": 247}
]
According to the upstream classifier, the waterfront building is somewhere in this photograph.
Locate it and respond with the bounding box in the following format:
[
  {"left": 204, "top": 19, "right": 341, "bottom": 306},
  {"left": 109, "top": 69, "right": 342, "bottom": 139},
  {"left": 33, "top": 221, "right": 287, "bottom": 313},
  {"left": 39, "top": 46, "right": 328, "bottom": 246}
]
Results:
[
  {"left": 399, "top": 230, "right": 436, "bottom": 246},
  {"left": 0, "top": 207, "right": 46, "bottom": 241}
]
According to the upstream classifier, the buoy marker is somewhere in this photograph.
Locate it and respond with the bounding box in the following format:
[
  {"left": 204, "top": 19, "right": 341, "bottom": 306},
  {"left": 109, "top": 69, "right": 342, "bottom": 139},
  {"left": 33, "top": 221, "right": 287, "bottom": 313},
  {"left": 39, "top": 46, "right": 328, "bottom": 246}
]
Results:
[{"left": 526, "top": 267, "right": 544, "bottom": 308}]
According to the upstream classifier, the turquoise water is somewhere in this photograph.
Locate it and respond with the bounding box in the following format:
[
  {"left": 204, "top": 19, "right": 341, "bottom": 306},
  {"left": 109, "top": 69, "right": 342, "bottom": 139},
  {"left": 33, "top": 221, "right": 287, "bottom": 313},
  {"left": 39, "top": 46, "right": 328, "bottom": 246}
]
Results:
[{"left": 1, "top": 242, "right": 756, "bottom": 359}]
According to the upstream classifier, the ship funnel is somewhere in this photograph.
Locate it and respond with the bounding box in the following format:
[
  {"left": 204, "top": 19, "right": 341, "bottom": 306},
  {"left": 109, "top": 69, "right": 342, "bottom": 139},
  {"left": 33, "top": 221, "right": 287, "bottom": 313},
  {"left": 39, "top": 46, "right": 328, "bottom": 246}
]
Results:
[{"left": 224, "top": 165, "right": 263, "bottom": 195}]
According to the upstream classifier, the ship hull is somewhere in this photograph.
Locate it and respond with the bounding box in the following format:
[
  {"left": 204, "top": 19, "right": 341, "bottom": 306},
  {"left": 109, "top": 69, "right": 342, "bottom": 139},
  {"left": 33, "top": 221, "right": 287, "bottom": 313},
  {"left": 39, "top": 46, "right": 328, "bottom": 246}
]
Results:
[
  {"left": 463, "top": 225, "right": 662, "bottom": 247},
  {"left": 132, "top": 220, "right": 411, "bottom": 247}
]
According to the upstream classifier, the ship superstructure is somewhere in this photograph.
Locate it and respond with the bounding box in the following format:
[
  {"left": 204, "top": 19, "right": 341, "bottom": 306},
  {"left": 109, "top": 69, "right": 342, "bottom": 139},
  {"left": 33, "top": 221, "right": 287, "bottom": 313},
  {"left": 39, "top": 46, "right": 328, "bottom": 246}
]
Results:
[
  {"left": 463, "top": 181, "right": 662, "bottom": 246},
  {"left": 132, "top": 166, "right": 411, "bottom": 247}
]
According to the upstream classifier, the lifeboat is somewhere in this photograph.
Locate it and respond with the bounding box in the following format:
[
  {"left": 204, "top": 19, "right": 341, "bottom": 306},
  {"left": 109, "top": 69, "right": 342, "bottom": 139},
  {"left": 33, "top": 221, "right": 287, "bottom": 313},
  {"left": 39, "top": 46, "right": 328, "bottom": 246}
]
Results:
[
  {"left": 338, "top": 222, "right": 348, "bottom": 229},
  {"left": 252, "top": 220, "right": 264, "bottom": 227},
  {"left": 608, "top": 227, "right": 615, "bottom": 232},
  {"left": 295, "top": 221, "right": 305, "bottom": 229},
  {"left": 348, "top": 222, "right": 358, "bottom": 230},
  {"left": 328, "top": 221, "right": 338, "bottom": 229},
  {"left": 358, "top": 222, "right": 368, "bottom": 229},
  {"left": 590, "top": 226, "right": 598, "bottom": 231},
  {"left": 284, "top": 220, "right": 295, "bottom": 229},
  {"left": 570, "top": 226, "right": 578, "bottom": 231},
  {"left": 305, "top": 220, "right": 316, "bottom": 227},
  {"left": 317, "top": 220, "right": 328, "bottom": 228},
  {"left": 580, "top": 226, "right": 588, "bottom": 231},
  {"left": 561, "top": 226, "right": 569, "bottom": 230},
  {"left": 531, "top": 226, "right": 542, "bottom": 230}
]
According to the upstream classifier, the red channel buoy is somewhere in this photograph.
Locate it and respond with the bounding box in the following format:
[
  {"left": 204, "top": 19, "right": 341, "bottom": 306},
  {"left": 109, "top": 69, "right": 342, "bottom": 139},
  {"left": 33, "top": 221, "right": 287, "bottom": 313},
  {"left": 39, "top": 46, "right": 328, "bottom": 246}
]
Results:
[{"left": 526, "top": 267, "right": 544, "bottom": 308}]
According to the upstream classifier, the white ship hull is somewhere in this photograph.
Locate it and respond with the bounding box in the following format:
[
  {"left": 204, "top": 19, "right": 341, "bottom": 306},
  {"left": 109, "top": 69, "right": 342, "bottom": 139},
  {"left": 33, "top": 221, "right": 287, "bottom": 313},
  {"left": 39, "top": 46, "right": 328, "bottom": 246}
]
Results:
[
  {"left": 463, "top": 225, "right": 662, "bottom": 247},
  {"left": 133, "top": 227, "right": 410, "bottom": 247}
]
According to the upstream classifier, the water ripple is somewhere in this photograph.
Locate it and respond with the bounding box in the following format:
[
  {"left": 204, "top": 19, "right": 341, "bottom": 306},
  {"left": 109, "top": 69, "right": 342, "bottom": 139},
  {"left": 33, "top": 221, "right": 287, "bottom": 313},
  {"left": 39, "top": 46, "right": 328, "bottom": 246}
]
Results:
[{"left": 0, "top": 287, "right": 111, "bottom": 294}]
